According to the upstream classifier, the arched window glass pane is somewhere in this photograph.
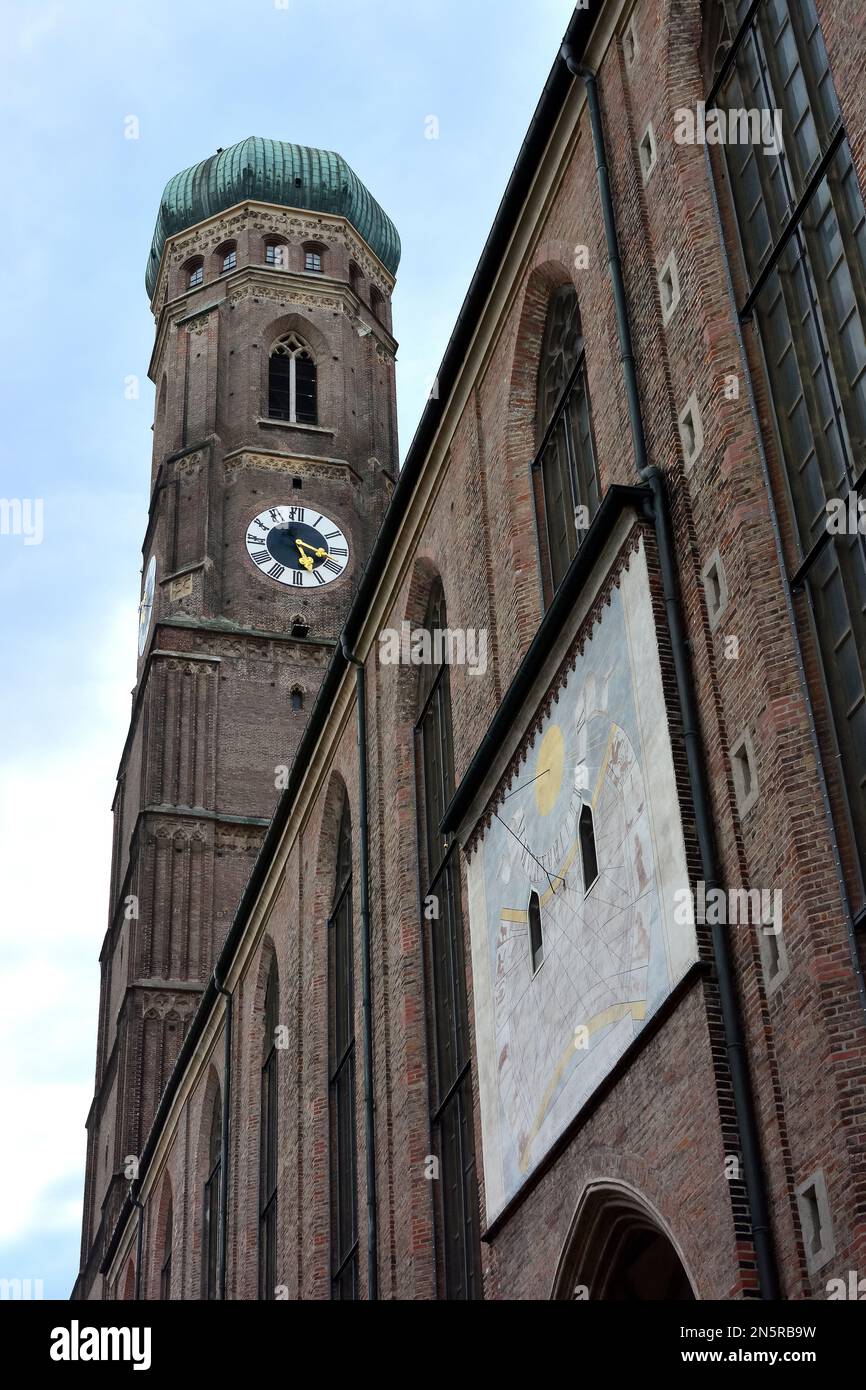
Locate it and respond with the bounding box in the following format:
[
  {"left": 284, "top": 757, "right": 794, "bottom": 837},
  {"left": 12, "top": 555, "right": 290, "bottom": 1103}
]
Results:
[
  {"left": 329, "top": 798, "right": 357, "bottom": 1299},
  {"left": 415, "top": 582, "right": 482, "bottom": 1298},
  {"left": 203, "top": 1092, "right": 222, "bottom": 1300},
  {"left": 259, "top": 963, "right": 279, "bottom": 1299},
  {"left": 268, "top": 335, "right": 318, "bottom": 425},
  {"left": 538, "top": 285, "right": 583, "bottom": 435},
  {"left": 534, "top": 287, "right": 600, "bottom": 593},
  {"left": 704, "top": 0, "right": 866, "bottom": 878},
  {"left": 159, "top": 1193, "right": 172, "bottom": 1300}
]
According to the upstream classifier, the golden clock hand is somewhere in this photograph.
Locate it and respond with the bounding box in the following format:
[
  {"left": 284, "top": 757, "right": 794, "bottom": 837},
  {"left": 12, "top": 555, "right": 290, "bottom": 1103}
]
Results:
[
  {"left": 294, "top": 539, "right": 317, "bottom": 572},
  {"left": 296, "top": 538, "right": 328, "bottom": 559}
]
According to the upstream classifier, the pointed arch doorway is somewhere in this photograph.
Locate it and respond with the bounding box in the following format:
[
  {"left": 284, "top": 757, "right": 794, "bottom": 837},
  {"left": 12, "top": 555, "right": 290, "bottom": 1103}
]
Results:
[{"left": 551, "top": 1181, "right": 696, "bottom": 1301}]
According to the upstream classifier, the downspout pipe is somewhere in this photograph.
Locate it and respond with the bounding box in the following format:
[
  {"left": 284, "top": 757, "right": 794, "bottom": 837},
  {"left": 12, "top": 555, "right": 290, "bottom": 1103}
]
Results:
[
  {"left": 130, "top": 1186, "right": 144, "bottom": 1300},
  {"left": 213, "top": 968, "right": 233, "bottom": 1301},
  {"left": 341, "top": 637, "right": 378, "bottom": 1301},
  {"left": 562, "top": 45, "right": 781, "bottom": 1300}
]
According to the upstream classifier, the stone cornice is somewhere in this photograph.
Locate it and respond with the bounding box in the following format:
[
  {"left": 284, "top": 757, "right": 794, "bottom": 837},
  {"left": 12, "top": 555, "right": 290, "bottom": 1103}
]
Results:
[{"left": 148, "top": 263, "right": 397, "bottom": 383}]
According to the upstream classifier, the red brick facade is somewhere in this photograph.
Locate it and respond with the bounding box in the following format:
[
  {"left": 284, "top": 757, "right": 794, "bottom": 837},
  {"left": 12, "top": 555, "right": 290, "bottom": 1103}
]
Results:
[{"left": 76, "top": 0, "right": 866, "bottom": 1301}]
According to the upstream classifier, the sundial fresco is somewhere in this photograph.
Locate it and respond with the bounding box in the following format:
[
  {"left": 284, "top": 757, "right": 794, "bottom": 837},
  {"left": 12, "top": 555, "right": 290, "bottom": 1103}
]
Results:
[{"left": 467, "top": 537, "right": 697, "bottom": 1220}]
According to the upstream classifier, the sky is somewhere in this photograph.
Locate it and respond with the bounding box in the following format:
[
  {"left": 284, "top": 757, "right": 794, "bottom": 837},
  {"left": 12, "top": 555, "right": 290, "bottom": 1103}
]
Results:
[{"left": 0, "top": 0, "right": 576, "bottom": 1298}]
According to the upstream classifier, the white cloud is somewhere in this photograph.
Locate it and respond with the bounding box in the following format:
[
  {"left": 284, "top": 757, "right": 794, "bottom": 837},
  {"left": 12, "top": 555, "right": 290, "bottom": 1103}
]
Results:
[{"left": 13, "top": 3, "right": 63, "bottom": 57}]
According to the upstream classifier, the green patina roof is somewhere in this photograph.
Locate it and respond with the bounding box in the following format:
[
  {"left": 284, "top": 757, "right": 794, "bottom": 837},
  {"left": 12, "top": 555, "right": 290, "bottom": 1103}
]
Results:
[{"left": 145, "top": 137, "right": 401, "bottom": 297}]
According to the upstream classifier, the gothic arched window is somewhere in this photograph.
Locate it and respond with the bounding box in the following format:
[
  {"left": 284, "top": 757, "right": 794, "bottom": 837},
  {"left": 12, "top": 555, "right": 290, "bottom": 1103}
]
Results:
[
  {"left": 159, "top": 1189, "right": 173, "bottom": 1300},
  {"left": 259, "top": 961, "right": 279, "bottom": 1300},
  {"left": 329, "top": 798, "right": 358, "bottom": 1299},
  {"left": 265, "top": 237, "right": 288, "bottom": 268},
  {"left": 533, "top": 285, "right": 600, "bottom": 593},
  {"left": 216, "top": 240, "right": 237, "bottom": 273},
  {"left": 415, "top": 580, "right": 482, "bottom": 1299},
  {"left": 203, "top": 1090, "right": 222, "bottom": 1300},
  {"left": 186, "top": 257, "right": 204, "bottom": 289},
  {"left": 704, "top": 0, "right": 866, "bottom": 881},
  {"left": 268, "top": 334, "right": 318, "bottom": 425}
]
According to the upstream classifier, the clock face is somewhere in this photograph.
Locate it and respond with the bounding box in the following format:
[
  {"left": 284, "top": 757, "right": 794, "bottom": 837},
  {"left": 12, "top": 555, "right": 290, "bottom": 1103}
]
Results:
[
  {"left": 245, "top": 504, "right": 349, "bottom": 588},
  {"left": 138, "top": 555, "right": 157, "bottom": 656}
]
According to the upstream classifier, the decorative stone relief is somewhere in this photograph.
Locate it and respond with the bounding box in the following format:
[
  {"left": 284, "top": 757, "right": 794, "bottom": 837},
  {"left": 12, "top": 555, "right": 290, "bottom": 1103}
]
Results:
[
  {"left": 185, "top": 313, "right": 212, "bottom": 338},
  {"left": 151, "top": 205, "right": 393, "bottom": 312},
  {"left": 171, "top": 450, "right": 206, "bottom": 477},
  {"left": 223, "top": 451, "right": 354, "bottom": 483},
  {"left": 227, "top": 284, "right": 341, "bottom": 312},
  {"left": 142, "top": 991, "right": 199, "bottom": 1022},
  {"left": 169, "top": 574, "right": 194, "bottom": 601}
]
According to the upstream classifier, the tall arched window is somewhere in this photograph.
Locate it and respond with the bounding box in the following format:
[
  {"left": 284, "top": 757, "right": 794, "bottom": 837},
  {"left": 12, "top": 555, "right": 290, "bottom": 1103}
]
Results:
[
  {"left": 415, "top": 580, "right": 482, "bottom": 1299},
  {"left": 704, "top": 0, "right": 866, "bottom": 885},
  {"left": 259, "top": 961, "right": 279, "bottom": 1299},
  {"left": 329, "top": 798, "right": 358, "bottom": 1299},
  {"left": 159, "top": 1190, "right": 173, "bottom": 1300},
  {"left": 268, "top": 334, "right": 318, "bottom": 425},
  {"left": 203, "top": 1090, "right": 222, "bottom": 1300},
  {"left": 533, "top": 285, "right": 600, "bottom": 592}
]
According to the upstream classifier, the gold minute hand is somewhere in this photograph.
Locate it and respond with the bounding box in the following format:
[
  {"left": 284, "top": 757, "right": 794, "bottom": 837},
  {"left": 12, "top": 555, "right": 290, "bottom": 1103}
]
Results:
[{"left": 295, "top": 538, "right": 327, "bottom": 572}]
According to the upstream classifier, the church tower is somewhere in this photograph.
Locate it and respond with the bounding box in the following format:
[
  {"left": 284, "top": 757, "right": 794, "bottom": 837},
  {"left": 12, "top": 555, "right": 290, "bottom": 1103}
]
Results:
[{"left": 78, "top": 139, "right": 400, "bottom": 1284}]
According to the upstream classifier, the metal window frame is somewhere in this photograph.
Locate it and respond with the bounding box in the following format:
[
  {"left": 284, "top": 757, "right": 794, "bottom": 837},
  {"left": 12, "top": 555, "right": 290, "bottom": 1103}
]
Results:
[
  {"left": 258, "top": 967, "right": 279, "bottom": 1300},
  {"left": 413, "top": 603, "right": 482, "bottom": 1299},
  {"left": 268, "top": 346, "right": 318, "bottom": 426},
  {"left": 531, "top": 336, "right": 600, "bottom": 595},
  {"left": 706, "top": 0, "right": 866, "bottom": 888}
]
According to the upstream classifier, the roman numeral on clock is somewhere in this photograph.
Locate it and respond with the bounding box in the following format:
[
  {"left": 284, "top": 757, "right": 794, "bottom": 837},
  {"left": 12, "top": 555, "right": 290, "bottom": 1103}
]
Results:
[
  {"left": 251, "top": 550, "right": 271, "bottom": 566},
  {"left": 320, "top": 557, "right": 343, "bottom": 575},
  {"left": 292, "top": 572, "right": 304, "bottom": 586},
  {"left": 287, "top": 507, "right": 305, "bottom": 523},
  {"left": 322, "top": 529, "right": 341, "bottom": 540},
  {"left": 328, "top": 547, "right": 347, "bottom": 557},
  {"left": 268, "top": 563, "right": 285, "bottom": 580}
]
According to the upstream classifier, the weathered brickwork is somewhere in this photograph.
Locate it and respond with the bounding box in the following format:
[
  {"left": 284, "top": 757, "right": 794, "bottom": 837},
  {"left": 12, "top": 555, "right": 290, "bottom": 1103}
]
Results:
[{"left": 78, "top": 0, "right": 866, "bottom": 1301}]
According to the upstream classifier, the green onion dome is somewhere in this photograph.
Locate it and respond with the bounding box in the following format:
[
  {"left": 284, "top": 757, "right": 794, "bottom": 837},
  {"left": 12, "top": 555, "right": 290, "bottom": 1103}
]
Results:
[{"left": 146, "top": 137, "right": 400, "bottom": 296}]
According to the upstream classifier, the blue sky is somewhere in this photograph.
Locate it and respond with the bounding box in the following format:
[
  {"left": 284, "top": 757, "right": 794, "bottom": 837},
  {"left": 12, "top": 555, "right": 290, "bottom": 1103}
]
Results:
[{"left": 0, "top": 0, "right": 575, "bottom": 1298}]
